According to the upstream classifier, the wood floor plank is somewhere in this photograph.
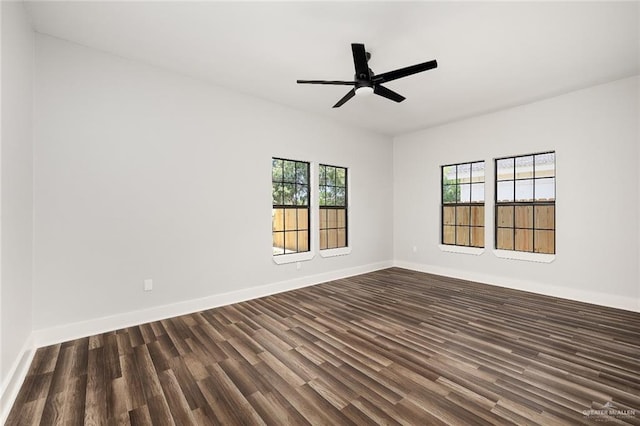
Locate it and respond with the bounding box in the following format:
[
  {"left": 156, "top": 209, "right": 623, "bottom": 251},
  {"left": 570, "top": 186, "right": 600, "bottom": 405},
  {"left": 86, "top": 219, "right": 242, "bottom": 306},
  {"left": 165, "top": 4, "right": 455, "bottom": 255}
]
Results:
[{"left": 7, "top": 268, "right": 640, "bottom": 425}]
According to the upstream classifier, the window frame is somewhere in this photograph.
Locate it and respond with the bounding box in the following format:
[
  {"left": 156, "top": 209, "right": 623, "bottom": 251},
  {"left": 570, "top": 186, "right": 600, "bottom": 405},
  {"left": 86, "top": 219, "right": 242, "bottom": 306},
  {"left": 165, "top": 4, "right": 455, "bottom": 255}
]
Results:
[
  {"left": 319, "top": 163, "right": 351, "bottom": 258},
  {"left": 272, "top": 157, "right": 315, "bottom": 264},
  {"left": 494, "top": 151, "right": 556, "bottom": 257},
  {"left": 440, "top": 160, "right": 486, "bottom": 251}
]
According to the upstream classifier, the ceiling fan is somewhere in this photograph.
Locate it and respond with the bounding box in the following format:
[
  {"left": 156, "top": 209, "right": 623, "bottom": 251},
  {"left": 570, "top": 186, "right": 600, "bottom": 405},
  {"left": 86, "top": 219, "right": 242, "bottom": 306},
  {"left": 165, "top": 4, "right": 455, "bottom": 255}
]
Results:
[{"left": 297, "top": 43, "right": 437, "bottom": 108}]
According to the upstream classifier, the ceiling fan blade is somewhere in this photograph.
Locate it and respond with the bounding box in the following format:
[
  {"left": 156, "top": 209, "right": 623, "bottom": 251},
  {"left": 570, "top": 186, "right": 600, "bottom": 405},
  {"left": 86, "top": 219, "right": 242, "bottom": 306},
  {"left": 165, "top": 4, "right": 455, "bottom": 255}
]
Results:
[
  {"left": 297, "top": 80, "right": 356, "bottom": 85},
  {"left": 374, "top": 85, "right": 406, "bottom": 103},
  {"left": 351, "top": 43, "right": 370, "bottom": 80},
  {"left": 373, "top": 59, "right": 438, "bottom": 84},
  {"left": 333, "top": 88, "right": 356, "bottom": 108}
]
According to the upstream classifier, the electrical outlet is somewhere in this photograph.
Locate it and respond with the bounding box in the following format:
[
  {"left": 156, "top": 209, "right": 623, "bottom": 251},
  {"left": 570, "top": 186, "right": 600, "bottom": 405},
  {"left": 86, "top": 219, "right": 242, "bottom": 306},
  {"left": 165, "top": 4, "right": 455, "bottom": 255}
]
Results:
[
  {"left": 144, "top": 279, "right": 153, "bottom": 291},
  {"left": 296, "top": 262, "right": 302, "bottom": 270},
  {"left": 412, "top": 246, "right": 418, "bottom": 253}
]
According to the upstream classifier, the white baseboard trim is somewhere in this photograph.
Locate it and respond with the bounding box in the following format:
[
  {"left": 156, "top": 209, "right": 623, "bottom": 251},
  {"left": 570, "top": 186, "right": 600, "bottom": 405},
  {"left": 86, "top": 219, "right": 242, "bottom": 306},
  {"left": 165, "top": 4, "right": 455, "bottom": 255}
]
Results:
[
  {"left": 32, "top": 260, "right": 393, "bottom": 348},
  {"left": 394, "top": 260, "right": 640, "bottom": 313},
  {"left": 1, "top": 334, "right": 36, "bottom": 425}
]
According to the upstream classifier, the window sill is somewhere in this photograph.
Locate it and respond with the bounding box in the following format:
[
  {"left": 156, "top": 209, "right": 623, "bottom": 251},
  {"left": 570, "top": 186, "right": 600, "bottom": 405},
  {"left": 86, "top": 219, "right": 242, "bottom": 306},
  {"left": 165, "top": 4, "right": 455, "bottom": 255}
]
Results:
[
  {"left": 439, "top": 245, "right": 485, "bottom": 256},
  {"left": 493, "top": 249, "right": 555, "bottom": 263},
  {"left": 272, "top": 251, "right": 315, "bottom": 265},
  {"left": 320, "top": 247, "right": 352, "bottom": 258}
]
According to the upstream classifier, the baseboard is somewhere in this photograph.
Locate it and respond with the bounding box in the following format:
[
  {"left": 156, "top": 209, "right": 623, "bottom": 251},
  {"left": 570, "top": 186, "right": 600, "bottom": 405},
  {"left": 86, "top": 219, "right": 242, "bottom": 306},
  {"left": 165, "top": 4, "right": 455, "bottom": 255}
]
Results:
[
  {"left": 32, "top": 260, "right": 393, "bottom": 348},
  {"left": 394, "top": 260, "right": 640, "bottom": 313},
  {"left": 0, "top": 334, "right": 36, "bottom": 425}
]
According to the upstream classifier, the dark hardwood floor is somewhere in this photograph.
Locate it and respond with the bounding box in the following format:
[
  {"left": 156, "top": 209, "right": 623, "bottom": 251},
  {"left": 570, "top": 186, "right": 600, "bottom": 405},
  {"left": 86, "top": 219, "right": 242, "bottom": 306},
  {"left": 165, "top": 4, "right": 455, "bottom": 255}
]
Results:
[{"left": 7, "top": 268, "right": 640, "bottom": 425}]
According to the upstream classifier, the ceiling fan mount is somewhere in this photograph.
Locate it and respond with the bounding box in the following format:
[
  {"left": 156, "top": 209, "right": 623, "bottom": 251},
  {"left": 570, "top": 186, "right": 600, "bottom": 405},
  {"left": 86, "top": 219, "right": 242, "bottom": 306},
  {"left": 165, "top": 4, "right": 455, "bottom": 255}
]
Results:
[{"left": 297, "top": 43, "right": 437, "bottom": 108}]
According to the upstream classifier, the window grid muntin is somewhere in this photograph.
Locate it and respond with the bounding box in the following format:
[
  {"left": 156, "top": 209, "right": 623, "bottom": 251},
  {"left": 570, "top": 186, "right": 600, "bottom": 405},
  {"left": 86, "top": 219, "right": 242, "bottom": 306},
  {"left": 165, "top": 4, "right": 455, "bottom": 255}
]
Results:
[
  {"left": 319, "top": 164, "right": 348, "bottom": 250},
  {"left": 494, "top": 151, "right": 556, "bottom": 254},
  {"left": 272, "top": 158, "right": 311, "bottom": 256},
  {"left": 441, "top": 161, "right": 485, "bottom": 248}
]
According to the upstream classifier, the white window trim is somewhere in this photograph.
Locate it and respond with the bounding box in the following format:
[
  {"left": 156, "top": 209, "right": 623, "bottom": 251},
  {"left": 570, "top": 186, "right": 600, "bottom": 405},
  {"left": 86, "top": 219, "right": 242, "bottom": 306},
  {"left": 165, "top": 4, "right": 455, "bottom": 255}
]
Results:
[
  {"left": 273, "top": 250, "right": 315, "bottom": 265},
  {"left": 320, "top": 246, "right": 352, "bottom": 258},
  {"left": 439, "top": 245, "right": 484, "bottom": 256},
  {"left": 493, "top": 249, "right": 555, "bottom": 263},
  {"left": 318, "top": 164, "right": 351, "bottom": 258},
  {"left": 272, "top": 160, "right": 316, "bottom": 265}
]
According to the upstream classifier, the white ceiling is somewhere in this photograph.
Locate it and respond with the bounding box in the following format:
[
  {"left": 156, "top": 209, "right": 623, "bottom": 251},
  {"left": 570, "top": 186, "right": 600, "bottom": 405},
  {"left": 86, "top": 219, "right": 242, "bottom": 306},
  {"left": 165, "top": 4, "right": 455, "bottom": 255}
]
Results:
[{"left": 25, "top": 1, "right": 640, "bottom": 136}]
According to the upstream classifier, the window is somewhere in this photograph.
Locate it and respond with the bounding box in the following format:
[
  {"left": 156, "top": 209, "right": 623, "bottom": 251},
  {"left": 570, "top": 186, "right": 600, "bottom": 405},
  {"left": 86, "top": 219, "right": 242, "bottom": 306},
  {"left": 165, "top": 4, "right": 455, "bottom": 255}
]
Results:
[
  {"left": 319, "top": 164, "right": 348, "bottom": 250},
  {"left": 272, "top": 158, "right": 310, "bottom": 256},
  {"left": 495, "top": 152, "right": 555, "bottom": 254},
  {"left": 441, "top": 161, "right": 485, "bottom": 248}
]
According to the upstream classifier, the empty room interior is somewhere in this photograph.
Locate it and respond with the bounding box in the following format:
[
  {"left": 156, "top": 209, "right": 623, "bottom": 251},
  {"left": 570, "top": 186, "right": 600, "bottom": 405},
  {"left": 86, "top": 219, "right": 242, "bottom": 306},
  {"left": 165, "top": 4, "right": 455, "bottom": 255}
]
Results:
[{"left": 2, "top": 1, "right": 640, "bottom": 424}]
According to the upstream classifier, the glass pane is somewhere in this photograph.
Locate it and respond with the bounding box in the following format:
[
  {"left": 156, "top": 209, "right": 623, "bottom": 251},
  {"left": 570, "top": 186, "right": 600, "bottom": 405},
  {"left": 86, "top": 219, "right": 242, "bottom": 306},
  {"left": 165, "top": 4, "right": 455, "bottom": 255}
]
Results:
[
  {"left": 470, "top": 227, "right": 484, "bottom": 248},
  {"left": 285, "top": 231, "right": 298, "bottom": 253},
  {"left": 497, "top": 206, "right": 514, "bottom": 227},
  {"left": 319, "top": 187, "right": 327, "bottom": 206},
  {"left": 335, "top": 187, "right": 346, "bottom": 206},
  {"left": 456, "top": 206, "right": 470, "bottom": 226},
  {"left": 283, "top": 161, "right": 296, "bottom": 182},
  {"left": 272, "top": 159, "right": 283, "bottom": 181},
  {"left": 284, "top": 209, "right": 298, "bottom": 231},
  {"left": 459, "top": 184, "right": 471, "bottom": 203},
  {"left": 327, "top": 209, "right": 338, "bottom": 228},
  {"left": 470, "top": 162, "right": 485, "bottom": 183},
  {"left": 327, "top": 229, "right": 338, "bottom": 249},
  {"left": 295, "top": 162, "right": 308, "bottom": 184},
  {"left": 337, "top": 229, "right": 347, "bottom": 248},
  {"left": 515, "top": 229, "right": 534, "bottom": 252},
  {"left": 442, "top": 165, "right": 456, "bottom": 184},
  {"left": 272, "top": 209, "right": 284, "bottom": 231},
  {"left": 272, "top": 183, "right": 284, "bottom": 205},
  {"left": 534, "top": 230, "right": 555, "bottom": 254},
  {"left": 535, "top": 178, "right": 555, "bottom": 201},
  {"left": 497, "top": 181, "right": 514, "bottom": 202},
  {"left": 515, "top": 179, "right": 534, "bottom": 201},
  {"left": 319, "top": 165, "right": 326, "bottom": 186},
  {"left": 325, "top": 186, "right": 335, "bottom": 206},
  {"left": 443, "top": 185, "right": 459, "bottom": 203},
  {"left": 297, "top": 208, "right": 309, "bottom": 231},
  {"left": 515, "top": 205, "right": 533, "bottom": 229},
  {"left": 456, "top": 226, "right": 470, "bottom": 246},
  {"left": 272, "top": 232, "right": 285, "bottom": 254},
  {"left": 336, "top": 168, "right": 346, "bottom": 187},
  {"left": 535, "top": 205, "right": 555, "bottom": 230},
  {"left": 297, "top": 230, "right": 309, "bottom": 252},
  {"left": 336, "top": 209, "right": 346, "bottom": 228},
  {"left": 496, "top": 229, "right": 514, "bottom": 250},
  {"left": 442, "top": 225, "right": 455, "bottom": 244},
  {"left": 470, "top": 183, "right": 484, "bottom": 202},
  {"left": 319, "top": 229, "right": 327, "bottom": 250},
  {"left": 283, "top": 183, "right": 295, "bottom": 205},
  {"left": 496, "top": 158, "right": 514, "bottom": 181},
  {"left": 319, "top": 208, "right": 328, "bottom": 230},
  {"left": 470, "top": 206, "right": 484, "bottom": 227},
  {"left": 295, "top": 184, "right": 309, "bottom": 206},
  {"left": 515, "top": 156, "right": 534, "bottom": 179},
  {"left": 535, "top": 153, "right": 555, "bottom": 178},
  {"left": 326, "top": 167, "right": 336, "bottom": 186},
  {"left": 443, "top": 206, "right": 455, "bottom": 225},
  {"left": 457, "top": 163, "right": 471, "bottom": 184}
]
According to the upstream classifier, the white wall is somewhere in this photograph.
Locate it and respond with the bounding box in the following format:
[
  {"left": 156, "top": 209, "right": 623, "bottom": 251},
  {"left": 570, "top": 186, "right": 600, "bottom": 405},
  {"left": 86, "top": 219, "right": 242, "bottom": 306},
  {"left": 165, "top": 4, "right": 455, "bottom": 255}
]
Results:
[
  {"left": 33, "top": 35, "right": 393, "bottom": 332},
  {"left": 394, "top": 76, "right": 640, "bottom": 311},
  {"left": 0, "top": 0, "right": 34, "bottom": 411}
]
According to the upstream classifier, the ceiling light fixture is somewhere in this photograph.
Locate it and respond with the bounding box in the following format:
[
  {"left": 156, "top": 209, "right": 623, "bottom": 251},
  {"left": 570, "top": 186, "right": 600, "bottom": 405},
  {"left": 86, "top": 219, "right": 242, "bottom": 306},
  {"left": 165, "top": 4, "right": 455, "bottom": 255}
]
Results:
[{"left": 355, "top": 86, "right": 374, "bottom": 96}]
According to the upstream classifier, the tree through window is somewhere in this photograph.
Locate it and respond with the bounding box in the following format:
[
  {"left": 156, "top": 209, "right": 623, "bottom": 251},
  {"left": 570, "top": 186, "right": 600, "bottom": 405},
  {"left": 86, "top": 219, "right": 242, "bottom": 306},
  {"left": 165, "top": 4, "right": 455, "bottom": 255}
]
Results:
[
  {"left": 272, "top": 158, "right": 310, "bottom": 256},
  {"left": 319, "top": 164, "right": 348, "bottom": 250}
]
